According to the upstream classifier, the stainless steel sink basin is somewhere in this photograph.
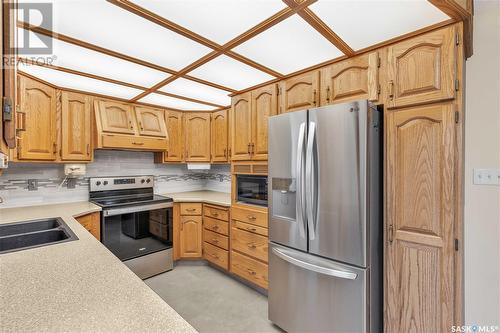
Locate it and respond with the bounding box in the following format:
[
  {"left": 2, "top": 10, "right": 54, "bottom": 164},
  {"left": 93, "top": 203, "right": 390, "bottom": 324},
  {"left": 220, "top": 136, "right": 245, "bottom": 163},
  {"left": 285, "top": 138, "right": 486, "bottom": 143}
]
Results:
[{"left": 0, "top": 218, "right": 78, "bottom": 254}]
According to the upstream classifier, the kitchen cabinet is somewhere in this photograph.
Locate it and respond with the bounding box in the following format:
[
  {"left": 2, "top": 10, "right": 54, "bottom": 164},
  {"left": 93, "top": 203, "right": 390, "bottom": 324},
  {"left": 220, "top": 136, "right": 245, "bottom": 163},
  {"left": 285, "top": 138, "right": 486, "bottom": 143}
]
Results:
[
  {"left": 75, "top": 212, "right": 100, "bottom": 240},
  {"left": 279, "top": 71, "right": 319, "bottom": 114},
  {"left": 231, "top": 92, "right": 252, "bottom": 161},
  {"left": 320, "top": 52, "right": 380, "bottom": 105},
  {"left": 179, "top": 215, "right": 202, "bottom": 258},
  {"left": 387, "top": 26, "right": 457, "bottom": 108},
  {"left": 95, "top": 100, "right": 136, "bottom": 135},
  {"left": 203, "top": 204, "right": 230, "bottom": 270},
  {"left": 17, "top": 75, "right": 57, "bottom": 160},
  {"left": 134, "top": 106, "right": 167, "bottom": 138},
  {"left": 385, "top": 103, "right": 456, "bottom": 332},
  {"left": 164, "top": 110, "right": 184, "bottom": 162},
  {"left": 61, "top": 91, "right": 92, "bottom": 161},
  {"left": 211, "top": 109, "right": 228, "bottom": 162},
  {"left": 184, "top": 112, "right": 211, "bottom": 162}
]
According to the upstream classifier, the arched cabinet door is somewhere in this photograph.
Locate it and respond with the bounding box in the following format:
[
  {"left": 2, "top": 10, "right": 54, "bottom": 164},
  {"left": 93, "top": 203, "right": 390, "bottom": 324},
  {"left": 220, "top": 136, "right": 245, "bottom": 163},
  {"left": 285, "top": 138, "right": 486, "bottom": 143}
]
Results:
[
  {"left": 184, "top": 112, "right": 211, "bottom": 162},
  {"left": 164, "top": 110, "right": 184, "bottom": 162},
  {"left": 251, "top": 84, "right": 277, "bottom": 160},
  {"left": 96, "top": 100, "right": 136, "bottom": 135},
  {"left": 179, "top": 216, "right": 202, "bottom": 258},
  {"left": 387, "top": 26, "right": 457, "bottom": 108},
  {"left": 211, "top": 109, "right": 228, "bottom": 163},
  {"left": 134, "top": 106, "right": 167, "bottom": 138},
  {"left": 231, "top": 93, "right": 252, "bottom": 161},
  {"left": 279, "top": 71, "right": 319, "bottom": 114},
  {"left": 385, "top": 103, "right": 456, "bottom": 333}
]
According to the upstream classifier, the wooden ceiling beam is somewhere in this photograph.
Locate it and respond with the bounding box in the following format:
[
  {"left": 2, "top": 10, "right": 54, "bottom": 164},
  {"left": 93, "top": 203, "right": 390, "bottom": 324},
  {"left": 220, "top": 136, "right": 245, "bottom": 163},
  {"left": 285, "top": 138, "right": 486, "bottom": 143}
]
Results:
[
  {"left": 17, "top": 21, "right": 237, "bottom": 93},
  {"left": 18, "top": 57, "right": 226, "bottom": 108},
  {"left": 281, "top": 0, "right": 354, "bottom": 56}
]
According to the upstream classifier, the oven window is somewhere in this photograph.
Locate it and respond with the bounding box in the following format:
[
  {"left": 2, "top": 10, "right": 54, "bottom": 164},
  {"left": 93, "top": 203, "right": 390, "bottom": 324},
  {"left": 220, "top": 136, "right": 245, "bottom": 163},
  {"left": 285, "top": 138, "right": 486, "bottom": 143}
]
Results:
[
  {"left": 237, "top": 175, "right": 268, "bottom": 206},
  {"left": 102, "top": 208, "right": 173, "bottom": 261}
]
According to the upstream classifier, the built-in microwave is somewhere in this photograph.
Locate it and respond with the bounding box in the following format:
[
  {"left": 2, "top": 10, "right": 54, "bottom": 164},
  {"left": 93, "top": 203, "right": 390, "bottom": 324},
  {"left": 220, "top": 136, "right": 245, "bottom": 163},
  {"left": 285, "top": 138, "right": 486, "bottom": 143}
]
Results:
[{"left": 236, "top": 174, "right": 268, "bottom": 207}]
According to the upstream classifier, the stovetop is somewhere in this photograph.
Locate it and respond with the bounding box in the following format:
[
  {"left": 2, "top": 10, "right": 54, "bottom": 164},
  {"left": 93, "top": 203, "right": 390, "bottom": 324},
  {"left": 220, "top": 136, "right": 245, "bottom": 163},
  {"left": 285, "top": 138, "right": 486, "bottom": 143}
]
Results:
[{"left": 90, "top": 194, "right": 172, "bottom": 209}]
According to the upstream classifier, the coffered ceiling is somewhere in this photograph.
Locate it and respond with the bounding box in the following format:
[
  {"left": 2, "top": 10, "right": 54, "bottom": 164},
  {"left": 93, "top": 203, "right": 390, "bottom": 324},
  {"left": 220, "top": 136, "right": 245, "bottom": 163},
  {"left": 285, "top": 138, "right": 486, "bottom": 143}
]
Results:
[{"left": 17, "top": 0, "right": 453, "bottom": 111}]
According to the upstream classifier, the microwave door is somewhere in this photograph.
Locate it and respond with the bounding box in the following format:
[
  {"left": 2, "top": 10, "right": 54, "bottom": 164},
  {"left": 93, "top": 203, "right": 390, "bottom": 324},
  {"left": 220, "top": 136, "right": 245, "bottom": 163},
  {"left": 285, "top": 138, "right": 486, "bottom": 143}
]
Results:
[{"left": 268, "top": 110, "right": 308, "bottom": 251}]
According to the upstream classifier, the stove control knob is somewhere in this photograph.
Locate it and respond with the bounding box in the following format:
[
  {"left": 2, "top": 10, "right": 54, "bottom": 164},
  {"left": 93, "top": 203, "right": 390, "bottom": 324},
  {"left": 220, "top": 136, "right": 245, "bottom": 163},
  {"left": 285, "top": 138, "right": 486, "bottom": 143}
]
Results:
[
  {"left": 141, "top": 179, "right": 145, "bottom": 184},
  {"left": 103, "top": 181, "right": 108, "bottom": 186},
  {"left": 95, "top": 181, "right": 101, "bottom": 186},
  {"left": 146, "top": 178, "right": 151, "bottom": 183}
]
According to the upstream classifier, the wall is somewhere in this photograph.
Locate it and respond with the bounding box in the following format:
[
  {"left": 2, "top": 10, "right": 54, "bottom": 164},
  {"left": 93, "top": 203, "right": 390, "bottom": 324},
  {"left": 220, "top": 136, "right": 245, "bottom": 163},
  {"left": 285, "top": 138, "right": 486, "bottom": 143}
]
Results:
[
  {"left": 464, "top": 0, "right": 500, "bottom": 326},
  {"left": 0, "top": 150, "right": 231, "bottom": 208}
]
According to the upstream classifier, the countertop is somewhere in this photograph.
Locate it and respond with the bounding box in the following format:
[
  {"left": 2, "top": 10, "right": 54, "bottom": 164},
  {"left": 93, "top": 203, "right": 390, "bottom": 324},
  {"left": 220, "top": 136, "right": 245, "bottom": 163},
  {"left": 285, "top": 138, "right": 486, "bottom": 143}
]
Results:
[
  {"left": 160, "top": 190, "right": 231, "bottom": 207},
  {"left": 0, "top": 202, "right": 196, "bottom": 333}
]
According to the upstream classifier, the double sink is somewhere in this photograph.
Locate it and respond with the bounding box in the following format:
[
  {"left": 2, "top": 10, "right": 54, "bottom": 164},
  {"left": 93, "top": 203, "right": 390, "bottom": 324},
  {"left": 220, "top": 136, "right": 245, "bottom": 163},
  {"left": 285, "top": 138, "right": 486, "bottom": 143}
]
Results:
[{"left": 0, "top": 218, "right": 78, "bottom": 254}]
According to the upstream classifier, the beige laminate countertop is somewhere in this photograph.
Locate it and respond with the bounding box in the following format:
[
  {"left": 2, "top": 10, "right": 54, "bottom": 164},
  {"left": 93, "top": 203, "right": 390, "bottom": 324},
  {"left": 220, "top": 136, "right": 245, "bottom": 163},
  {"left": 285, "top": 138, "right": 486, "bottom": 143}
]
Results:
[
  {"left": 0, "top": 201, "right": 195, "bottom": 333},
  {"left": 160, "top": 190, "right": 231, "bottom": 207}
]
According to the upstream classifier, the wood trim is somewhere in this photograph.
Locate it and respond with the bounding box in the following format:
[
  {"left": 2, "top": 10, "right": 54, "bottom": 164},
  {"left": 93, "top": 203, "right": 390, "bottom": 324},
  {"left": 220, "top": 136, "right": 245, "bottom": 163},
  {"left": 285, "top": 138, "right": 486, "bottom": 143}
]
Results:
[{"left": 282, "top": 0, "right": 354, "bottom": 56}]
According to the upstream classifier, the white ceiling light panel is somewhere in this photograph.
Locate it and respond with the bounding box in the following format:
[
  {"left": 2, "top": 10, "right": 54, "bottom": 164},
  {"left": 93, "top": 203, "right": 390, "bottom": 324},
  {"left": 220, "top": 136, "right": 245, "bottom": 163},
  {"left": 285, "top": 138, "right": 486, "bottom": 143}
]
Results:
[
  {"left": 18, "top": 63, "right": 144, "bottom": 100},
  {"left": 139, "top": 93, "right": 215, "bottom": 111},
  {"left": 24, "top": 1, "right": 212, "bottom": 71},
  {"left": 189, "top": 55, "right": 275, "bottom": 90},
  {"left": 159, "top": 78, "right": 231, "bottom": 106},
  {"left": 233, "top": 15, "right": 343, "bottom": 74},
  {"left": 309, "top": 0, "right": 450, "bottom": 50},
  {"left": 133, "top": 0, "right": 287, "bottom": 45}
]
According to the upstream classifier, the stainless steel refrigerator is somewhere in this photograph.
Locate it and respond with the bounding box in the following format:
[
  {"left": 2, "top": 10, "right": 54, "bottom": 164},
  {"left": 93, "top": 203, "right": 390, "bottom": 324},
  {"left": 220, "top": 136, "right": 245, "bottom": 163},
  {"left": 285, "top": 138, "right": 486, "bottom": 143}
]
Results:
[{"left": 268, "top": 100, "right": 382, "bottom": 333}]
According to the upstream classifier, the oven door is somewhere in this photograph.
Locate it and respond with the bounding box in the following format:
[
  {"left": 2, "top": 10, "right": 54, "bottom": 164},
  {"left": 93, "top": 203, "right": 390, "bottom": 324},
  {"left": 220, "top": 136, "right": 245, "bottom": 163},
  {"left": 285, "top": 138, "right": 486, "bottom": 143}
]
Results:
[{"left": 101, "top": 203, "right": 173, "bottom": 261}]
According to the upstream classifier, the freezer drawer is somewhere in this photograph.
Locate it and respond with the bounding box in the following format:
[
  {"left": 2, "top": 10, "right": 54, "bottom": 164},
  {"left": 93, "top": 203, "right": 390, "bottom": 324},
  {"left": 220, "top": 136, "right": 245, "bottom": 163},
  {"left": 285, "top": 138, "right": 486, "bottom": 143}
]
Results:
[{"left": 269, "top": 243, "right": 370, "bottom": 333}]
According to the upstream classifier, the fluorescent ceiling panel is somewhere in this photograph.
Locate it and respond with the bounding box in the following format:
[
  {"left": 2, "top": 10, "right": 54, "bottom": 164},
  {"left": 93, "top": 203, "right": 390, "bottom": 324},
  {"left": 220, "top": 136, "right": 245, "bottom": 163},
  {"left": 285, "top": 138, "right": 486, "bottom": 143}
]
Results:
[
  {"left": 139, "top": 93, "right": 215, "bottom": 111},
  {"left": 133, "top": 0, "right": 287, "bottom": 45},
  {"left": 233, "top": 15, "right": 343, "bottom": 74},
  {"left": 309, "top": 0, "right": 450, "bottom": 50},
  {"left": 18, "top": 29, "right": 168, "bottom": 87},
  {"left": 23, "top": 1, "right": 212, "bottom": 70},
  {"left": 159, "top": 78, "right": 230, "bottom": 106},
  {"left": 190, "top": 55, "right": 275, "bottom": 90},
  {"left": 18, "top": 63, "right": 144, "bottom": 100}
]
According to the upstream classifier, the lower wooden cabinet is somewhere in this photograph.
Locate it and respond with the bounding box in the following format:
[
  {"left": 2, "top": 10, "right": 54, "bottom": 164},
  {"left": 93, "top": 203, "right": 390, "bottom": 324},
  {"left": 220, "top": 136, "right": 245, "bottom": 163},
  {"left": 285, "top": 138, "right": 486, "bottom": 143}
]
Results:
[
  {"left": 230, "top": 251, "right": 268, "bottom": 289},
  {"left": 75, "top": 212, "right": 100, "bottom": 240},
  {"left": 179, "top": 215, "right": 203, "bottom": 258}
]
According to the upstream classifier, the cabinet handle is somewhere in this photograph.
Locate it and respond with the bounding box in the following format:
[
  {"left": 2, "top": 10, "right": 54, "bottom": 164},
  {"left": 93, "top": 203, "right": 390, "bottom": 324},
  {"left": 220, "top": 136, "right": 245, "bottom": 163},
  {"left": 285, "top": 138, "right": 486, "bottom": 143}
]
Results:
[
  {"left": 211, "top": 253, "right": 220, "bottom": 259},
  {"left": 223, "top": 148, "right": 227, "bottom": 158},
  {"left": 212, "top": 239, "right": 219, "bottom": 243},
  {"left": 247, "top": 143, "right": 250, "bottom": 154},
  {"left": 388, "top": 224, "right": 394, "bottom": 243},
  {"left": 16, "top": 111, "right": 26, "bottom": 131},
  {"left": 86, "top": 143, "right": 90, "bottom": 155},
  {"left": 186, "top": 208, "right": 196, "bottom": 212},
  {"left": 247, "top": 269, "right": 257, "bottom": 276},
  {"left": 132, "top": 142, "right": 144, "bottom": 146},
  {"left": 212, "top": 225, "right": 219, "bottom": 230},
  {"left": 313, "top": 89, "right": 317, "bottom": 105},
  {"left": 212, "top": 212, "right": 219, "bottom": 217},
  {"left": 246, "top": 227, "right": 257, "bottom": 232},
  {"left": 247, "top": 243, "right": 257, "bottom": 249},
  {"left": 53, "top": 143, "right": 57, "bottom": 154},
  {"left": 247, "top": 215, "right": 256, "bottom": 221},
  {"left": 139, "top": 122, "right": 144, "bottom": 131},
  {"left": 129, "top": 120, "right": 133, "bottom": 130},
  {"left": 388, "top": 80, "right": 394, "bottom": 100},
  {"left": 326, "top": 86, "right": 331, "bottom": 103}
]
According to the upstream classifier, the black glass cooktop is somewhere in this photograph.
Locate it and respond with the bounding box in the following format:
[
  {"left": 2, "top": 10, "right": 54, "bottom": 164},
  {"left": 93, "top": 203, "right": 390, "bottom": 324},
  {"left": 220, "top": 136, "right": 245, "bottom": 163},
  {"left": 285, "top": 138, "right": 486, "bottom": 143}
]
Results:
[{"left": 91, "top": 194, "right": 172, "bottom": 208}]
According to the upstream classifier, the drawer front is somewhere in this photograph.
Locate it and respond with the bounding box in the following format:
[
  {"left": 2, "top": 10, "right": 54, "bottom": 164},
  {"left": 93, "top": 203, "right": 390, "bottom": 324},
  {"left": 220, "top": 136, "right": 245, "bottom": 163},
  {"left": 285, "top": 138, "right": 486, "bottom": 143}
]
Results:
[
  {"left": 233, "top": 220, "right": 268, "bottom": 237},
  {"left": 231, "top": 227, "right": 268, "bottom": 263},
  {"left": 101, "top": 134, "right": 167, "bottom": 150},
  {"left": 203, "top": 205, "right": 229, "bottom": 221},
  {"left": 231, "top": 251, "right": 268, "bottom": 289},
  {"left": 231, "top": 206, "right": 268, "bottom": 228},
  {"left": 203, "top": 228, "right": 229, "bottom": 250},
  {"left": 204, "top": 242, "right": 228, "bottom": 270},
  {"left": 180, "top": 203, "right": 202, "bottom": 215},
  {"left": 203, "top": 216, "right": 229, "bottom": 236}
]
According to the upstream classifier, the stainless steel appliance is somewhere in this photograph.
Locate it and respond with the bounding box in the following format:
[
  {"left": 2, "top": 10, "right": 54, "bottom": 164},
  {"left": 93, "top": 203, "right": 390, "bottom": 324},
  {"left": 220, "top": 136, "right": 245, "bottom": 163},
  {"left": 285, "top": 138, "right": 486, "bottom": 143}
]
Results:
[
  {"left": 235, "top": 174, "right": 268, "bottom": 207},
  {"left": 268, "top": 100, "right": 382, "bottom": 333},
  {"left": 89, "top": 176, "right": 173, "bottom": 279}
]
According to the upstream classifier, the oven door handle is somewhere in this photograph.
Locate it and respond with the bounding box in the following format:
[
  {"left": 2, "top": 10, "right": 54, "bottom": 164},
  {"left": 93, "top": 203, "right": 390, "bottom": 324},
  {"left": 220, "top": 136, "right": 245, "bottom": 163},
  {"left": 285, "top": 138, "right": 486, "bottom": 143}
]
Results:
[{"left": 103, "top": 202, "right": 173, "bottom": 217}]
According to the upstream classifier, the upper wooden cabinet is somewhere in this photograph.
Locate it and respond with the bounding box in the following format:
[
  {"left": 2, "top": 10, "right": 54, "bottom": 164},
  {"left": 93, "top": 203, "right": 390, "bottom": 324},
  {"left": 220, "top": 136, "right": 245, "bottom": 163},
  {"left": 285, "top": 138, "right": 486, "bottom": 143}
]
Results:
[
  {"left": 279, "top": 71, "right": 319, "bottom": 114},
  {"left": 96, "top": 100, "right": 136, "bottom": 135},
  {"left": 385, "top": 103, "right": 456, "bottom": 332},
  {"left": 387, "top": 26, "right": 457, "bottom": 108},
  {"left": 17, "top": 75, "right": 57, "bottom": 160},
  {"left": 61, "top": 91, "right": 92, "bottom": 161},
  {"left": 134, "top": 106, "right": 167, "bottom": 138},
  {"left": 164, "top": 110, "right": 184, "bottom": 162},
  {"left": 251, "top": 84, "right": 277, "bottom": 160},
  {"left": 184, "top": 112, "right": 211, "bottom": 162},
  {"left": 211, "top": 109, "right": 228, "bottom": 162},
  {"left": 231, "top": 92, "right": 252, "bottom": 161},
  {"left": 320, "top": 52, "right": 380, "bottom": 105}
]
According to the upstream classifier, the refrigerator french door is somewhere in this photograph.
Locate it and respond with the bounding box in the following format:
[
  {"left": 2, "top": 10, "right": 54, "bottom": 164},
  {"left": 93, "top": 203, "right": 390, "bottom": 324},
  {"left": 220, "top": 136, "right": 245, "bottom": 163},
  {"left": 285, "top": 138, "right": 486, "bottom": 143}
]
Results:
[{"left": 268, "top": 100, "right": 382, "bottom": 333}]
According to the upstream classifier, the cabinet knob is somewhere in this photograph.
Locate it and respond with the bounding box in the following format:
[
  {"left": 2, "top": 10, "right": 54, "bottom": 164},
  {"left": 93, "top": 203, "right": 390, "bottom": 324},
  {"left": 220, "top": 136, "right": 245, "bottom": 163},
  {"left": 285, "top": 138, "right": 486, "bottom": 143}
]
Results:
[{"left": 388, "top": 80, "right": 394, "bottom": 100}]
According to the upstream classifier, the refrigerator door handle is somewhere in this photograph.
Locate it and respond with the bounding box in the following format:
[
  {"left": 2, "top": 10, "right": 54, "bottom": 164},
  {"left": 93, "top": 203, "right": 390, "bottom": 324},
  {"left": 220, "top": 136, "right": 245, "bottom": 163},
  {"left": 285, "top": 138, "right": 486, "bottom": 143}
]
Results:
[
  {"left": 272, "top": 247, "right": 357, "bottom": 280},
  {"left": 306, "top": 121, "right": 317, "bottom": 240},
  {"left": 296, "top": 122, "right": 306, "bottom": 238}
]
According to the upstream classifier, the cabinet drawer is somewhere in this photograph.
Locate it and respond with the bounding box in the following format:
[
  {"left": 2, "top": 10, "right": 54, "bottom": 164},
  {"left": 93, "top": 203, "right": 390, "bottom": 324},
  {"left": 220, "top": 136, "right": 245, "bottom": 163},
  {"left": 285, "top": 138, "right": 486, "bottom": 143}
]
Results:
[
  {"left": 231, "top": 251, "right": 268, "bottom": 289},
  {"left": 204, "top": 242, "right": 228, "bottom": 270},
  {"left": 203, "top": 205, "right": 229, "bottom": 221},
  {"left": 101, "top": 134, "right": 167, "bottom": 151},
  {"left": 231, "top": 227, "right": 268, "bottom": 263},
  {"left": 233, "top": 220, "right": 268, "bottom": 237},
  {"left": 203, "top": 216, "right": 229, "bottom": 236},
  {"left": 203, "top": 229, "right": 228, "bottom": 250},
  {"left": 231, "top": 206, "right": 267, "bottom": 228},
  {"left": 180, "top": 203, "right": 202, "bottom": 215}
]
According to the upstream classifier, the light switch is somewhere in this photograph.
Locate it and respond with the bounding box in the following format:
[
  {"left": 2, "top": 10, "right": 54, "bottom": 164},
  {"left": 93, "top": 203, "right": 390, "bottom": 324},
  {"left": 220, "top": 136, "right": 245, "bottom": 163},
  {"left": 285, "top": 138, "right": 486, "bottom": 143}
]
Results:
[{"left": 473, "top": 169, "right": 500, "bottom": 185}]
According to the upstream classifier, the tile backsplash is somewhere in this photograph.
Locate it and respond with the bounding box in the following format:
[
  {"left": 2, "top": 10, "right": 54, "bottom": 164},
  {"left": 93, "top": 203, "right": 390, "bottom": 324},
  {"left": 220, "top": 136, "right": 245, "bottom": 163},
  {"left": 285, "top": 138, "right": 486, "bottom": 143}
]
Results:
[{"left": 0, "top": 150, "right": 230, "bottom": 208}]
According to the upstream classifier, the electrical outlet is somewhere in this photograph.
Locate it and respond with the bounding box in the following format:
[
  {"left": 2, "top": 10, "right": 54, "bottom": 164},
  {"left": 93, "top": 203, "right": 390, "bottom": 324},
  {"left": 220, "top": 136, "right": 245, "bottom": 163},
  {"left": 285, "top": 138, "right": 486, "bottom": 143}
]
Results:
[
  {"left": 473, "top": 169, "right": 500, "bottom": 185},
  {"left": 27, "top": 179, "right": 38, "bottom": 191}
]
